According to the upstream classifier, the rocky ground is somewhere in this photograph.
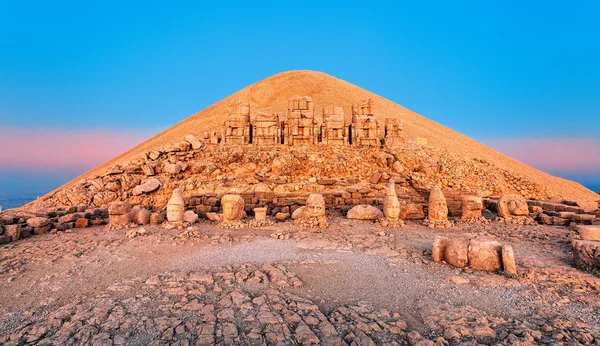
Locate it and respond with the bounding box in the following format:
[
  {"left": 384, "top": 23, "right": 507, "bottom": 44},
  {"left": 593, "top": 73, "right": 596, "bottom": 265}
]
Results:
[{"left": 0, "top": 218, "right": 599, "bottom": 345}]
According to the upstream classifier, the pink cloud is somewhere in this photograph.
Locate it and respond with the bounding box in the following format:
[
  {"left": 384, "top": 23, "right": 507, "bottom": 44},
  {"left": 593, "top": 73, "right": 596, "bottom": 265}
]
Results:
[
  {"left": 0, "top": 127, "right": 155, "bottom": 171},
  {"left": 484, "top": 138, "right": 600, "bottom": 173}
]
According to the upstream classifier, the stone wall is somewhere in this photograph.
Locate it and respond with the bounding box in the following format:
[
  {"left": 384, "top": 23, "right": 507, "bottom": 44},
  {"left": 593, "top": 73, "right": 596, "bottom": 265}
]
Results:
[
  {"left": 0, "top": 206, "right": 108, "bottom": 244},
  {"left": 484, "top": 198, "right": 600, "bottom": 226}
]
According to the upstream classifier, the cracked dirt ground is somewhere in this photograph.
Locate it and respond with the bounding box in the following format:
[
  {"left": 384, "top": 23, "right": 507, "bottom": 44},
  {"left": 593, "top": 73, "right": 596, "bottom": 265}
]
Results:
[{"left": 1, "top": 219, "right": 599, "bottom": 345}]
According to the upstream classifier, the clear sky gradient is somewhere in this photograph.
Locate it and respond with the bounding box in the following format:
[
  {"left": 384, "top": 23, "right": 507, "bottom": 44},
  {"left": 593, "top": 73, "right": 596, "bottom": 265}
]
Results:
[{"left": 0, "top": 1, "right": 599, "bottom": 208}]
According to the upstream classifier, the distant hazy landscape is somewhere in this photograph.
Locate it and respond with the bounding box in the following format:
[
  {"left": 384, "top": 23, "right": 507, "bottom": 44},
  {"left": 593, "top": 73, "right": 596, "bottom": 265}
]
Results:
[{"left": 0, "top": 170, "right": 83, "bottom": 210}]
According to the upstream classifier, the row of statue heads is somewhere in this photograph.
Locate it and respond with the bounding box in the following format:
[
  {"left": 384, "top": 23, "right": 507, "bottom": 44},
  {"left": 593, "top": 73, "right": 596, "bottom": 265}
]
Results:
[
  {"left": 164, "top": 181, "right": 531, "bottom": 229},
  {"left": 206, "top": 96, "right": 404, "bottom": 147}
]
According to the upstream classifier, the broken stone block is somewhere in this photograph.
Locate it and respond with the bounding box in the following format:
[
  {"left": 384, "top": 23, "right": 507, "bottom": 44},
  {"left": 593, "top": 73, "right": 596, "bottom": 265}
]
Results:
[
  {"left": 108, "top": 201, "right": 132, "bottom": 228},
  {"left": 432, "top": 235, "right": 469, "bottom": 268},
  {"left": 184, "top": 134, "right": 204, "bottom": 150},
  {"left": 4, "top": 224, "right": 21, "bottom": 242},
  {"left": 75, "top": 218, "right": 89, "bottom": 228},
  {"left": 502, "top": 245, "right": 517, "bottom": 275},
  {"left": 461, "top": 195, "right": 483, "bottom": 219},
  {"left": 133, "top": 209, "right": 152, "bottom": 225},
  {"left": 184, "top": 210, "right": 199, "bottom": 224},
  {"left": 254, "top": 207, "right": 267, "bottom": 222},
  {"left": 132, "top": 178, "right": 161, "bottom": 195},
  {"left": 573, "top": 240, "right": 600, "bottom": 269},
  {"left": 275, "top": 212, "right": 290, "bottom": 221},
  {"left": 150, "top": 212, "right": 165, "bottom": 225},
  {"left": 347, "top": 205, "right": 383, "bottom": 220},
  {"left": 468, "top": 237, "right": 503, "bottom": 272},
  {"left": 578, "top": 225, "right": 600, "bottom": 241},
  {"left": 26, "top": 217, "right": 50, "bottom": 228}
]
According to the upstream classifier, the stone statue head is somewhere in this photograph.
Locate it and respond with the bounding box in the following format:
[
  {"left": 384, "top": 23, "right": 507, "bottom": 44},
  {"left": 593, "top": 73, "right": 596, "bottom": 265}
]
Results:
[
  {"left": 167, "top": 189, "right": 185, "bottom": 223},
  {"left": 221, "top": 194, "right": 245, "bottom": 223},
  {"left": 306, "top": 193, "right": 326, "bottom": 218},
  {"left": 383, "top": 180, "right": 402, "bottom": 221},
  {"left": 428, "top": 186, "right": 448, "bottom": 222},
  {"left": 462, "top": 195, "right": 483, "bottom": 219},
  {"left": 497, "top": 194, "right": 528, "bottom": 218}
]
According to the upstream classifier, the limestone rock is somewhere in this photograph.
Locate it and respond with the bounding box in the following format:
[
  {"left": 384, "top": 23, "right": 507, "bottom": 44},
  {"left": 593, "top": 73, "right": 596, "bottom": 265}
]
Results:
[
  {"left": 578, "top": 225, "right": 600, "bottom": 241},
  {"left": 108, "top": 201, "right": 132, "bottom": 228},
  {"left": 26, "top": 217, "right": 50, "bottom": 228},
  {"left": 184, "top": 210, "right": 199, "bottom": 224},
  {"left": 502, "top": 245, "right": 517, "bottom": 275},
  {"left": 5, "top": 224, "right": 21, "bottom": 242},
  {"left": 461, "top": 195, "right": 483, "bottom": 219},
  {"left": 576, "top": 200, "right": 599, "bottom": 210},
  {"left": 254, "top": 207, "right": 267, "bottom": 222},
  {"left": 184, "top": 134, "right": 204, "bottom": 150},
  {"left": 275, "top": 212, "right": 290, "bottom": 221},
  {"left": 164, "top": 163, "right": 181, "bottom": 175},
  {"left": 573, "top": 240, "right": 600, "bottom": 269},
  {"left": 132, "top": 178, "right": 162, "bottom": 196},
  {"left": 150, "top": 212, "right": 165, "bottom": 225},
  {"left": 432, "top": 235, "right": 469, "bottom": 268},
  {"left": 133, "top": 208, "right": 152, "bottom": 225},
  {"left": 75, "top": 218, "right": 88, "bottom": 228},
  {"left": 108, "top": 201, "right": 131, "bottom": 215},
  {"left": 347, "top": 205, "right": 383, "bottom": 220},
  {"left": 468, "top": 237, "right": 503, "bottom": 272}
]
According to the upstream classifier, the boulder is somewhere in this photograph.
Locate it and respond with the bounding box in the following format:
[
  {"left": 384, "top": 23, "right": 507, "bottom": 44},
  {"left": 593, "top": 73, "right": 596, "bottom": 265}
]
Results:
[
  {"left": 132, "top": 178, "right": 162, "bottom": 195},
  {"left": 58, "top": 213, "right": 84, "bottom": 223},
  {"left": 184, "top": 210, "right": 199, "bottom": 223},
  {"left": 108, "top": 201, "right": 131, "bottom": 215},
  {"left": 291, "top": 206, "right": 307, "bottom": 220},
  {"left": 573, "top": 240, "right": 600, "bottom": 269},
  {"left": 347, "top": 205, "right": 383, "bottom": 220},
  {"left": 185, "top": 134, "right": 204, "bottom": 150},
  {"left": 108, "top": 201, "right": 132, "bottom": 227},
  {"left": 578, "top": 225, "right": 600, "bottom": 241},
  {"left": 150, "top": 212, "right": 165, "bottom": 225},
  {"left": 75, "top": 218, "right": 89, "bottom": 228},
  {"left": 133, "top": 209, "right": 152, "bottom": 225},
  {"left": 164, "top": 163, "right": 181, "bottom": 175},
  {"left": 26, "top": 217, "right": 50, "bottom": 228},
  {"left": 275, "top": 212, "right": 290, "bottom": 221}
]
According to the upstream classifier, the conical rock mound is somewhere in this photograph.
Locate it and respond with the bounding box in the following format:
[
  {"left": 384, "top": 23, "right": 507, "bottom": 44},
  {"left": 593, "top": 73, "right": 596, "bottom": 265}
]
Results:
[{"left": 25, "top": 70, "right": 598, "bottom": 211}]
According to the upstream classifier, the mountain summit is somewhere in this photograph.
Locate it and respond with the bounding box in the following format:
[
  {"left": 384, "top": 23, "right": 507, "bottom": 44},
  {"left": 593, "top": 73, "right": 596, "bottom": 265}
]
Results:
[{"left": 27, "top": 70, "right": 597, "bottom": 210}]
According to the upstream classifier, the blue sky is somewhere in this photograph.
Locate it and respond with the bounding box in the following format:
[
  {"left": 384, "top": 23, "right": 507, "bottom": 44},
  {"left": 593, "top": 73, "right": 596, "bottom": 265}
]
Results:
[{"left": 0, "top": 0, "right": 599, "bottom": 208}]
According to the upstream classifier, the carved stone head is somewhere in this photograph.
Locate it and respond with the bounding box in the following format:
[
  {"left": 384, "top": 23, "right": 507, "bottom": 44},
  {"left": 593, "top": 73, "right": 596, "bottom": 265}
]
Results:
[
  {"left": 497, "top": 194, "right": 529, "bottom": 218},
  {"left": 428, "top": 186, "right": 448, "bottom": 222},
  {"left": 383, "top": 180, "right": 402, "bottom": 221},
  {"left": 221, "top": 194, "right": 245, "bottom": 223},
  {"left": 167, "top": 189, "right": 185, "bottom": 223},
  {"left": 305, "top": 193, "right": 326, "bottom": 218}
]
